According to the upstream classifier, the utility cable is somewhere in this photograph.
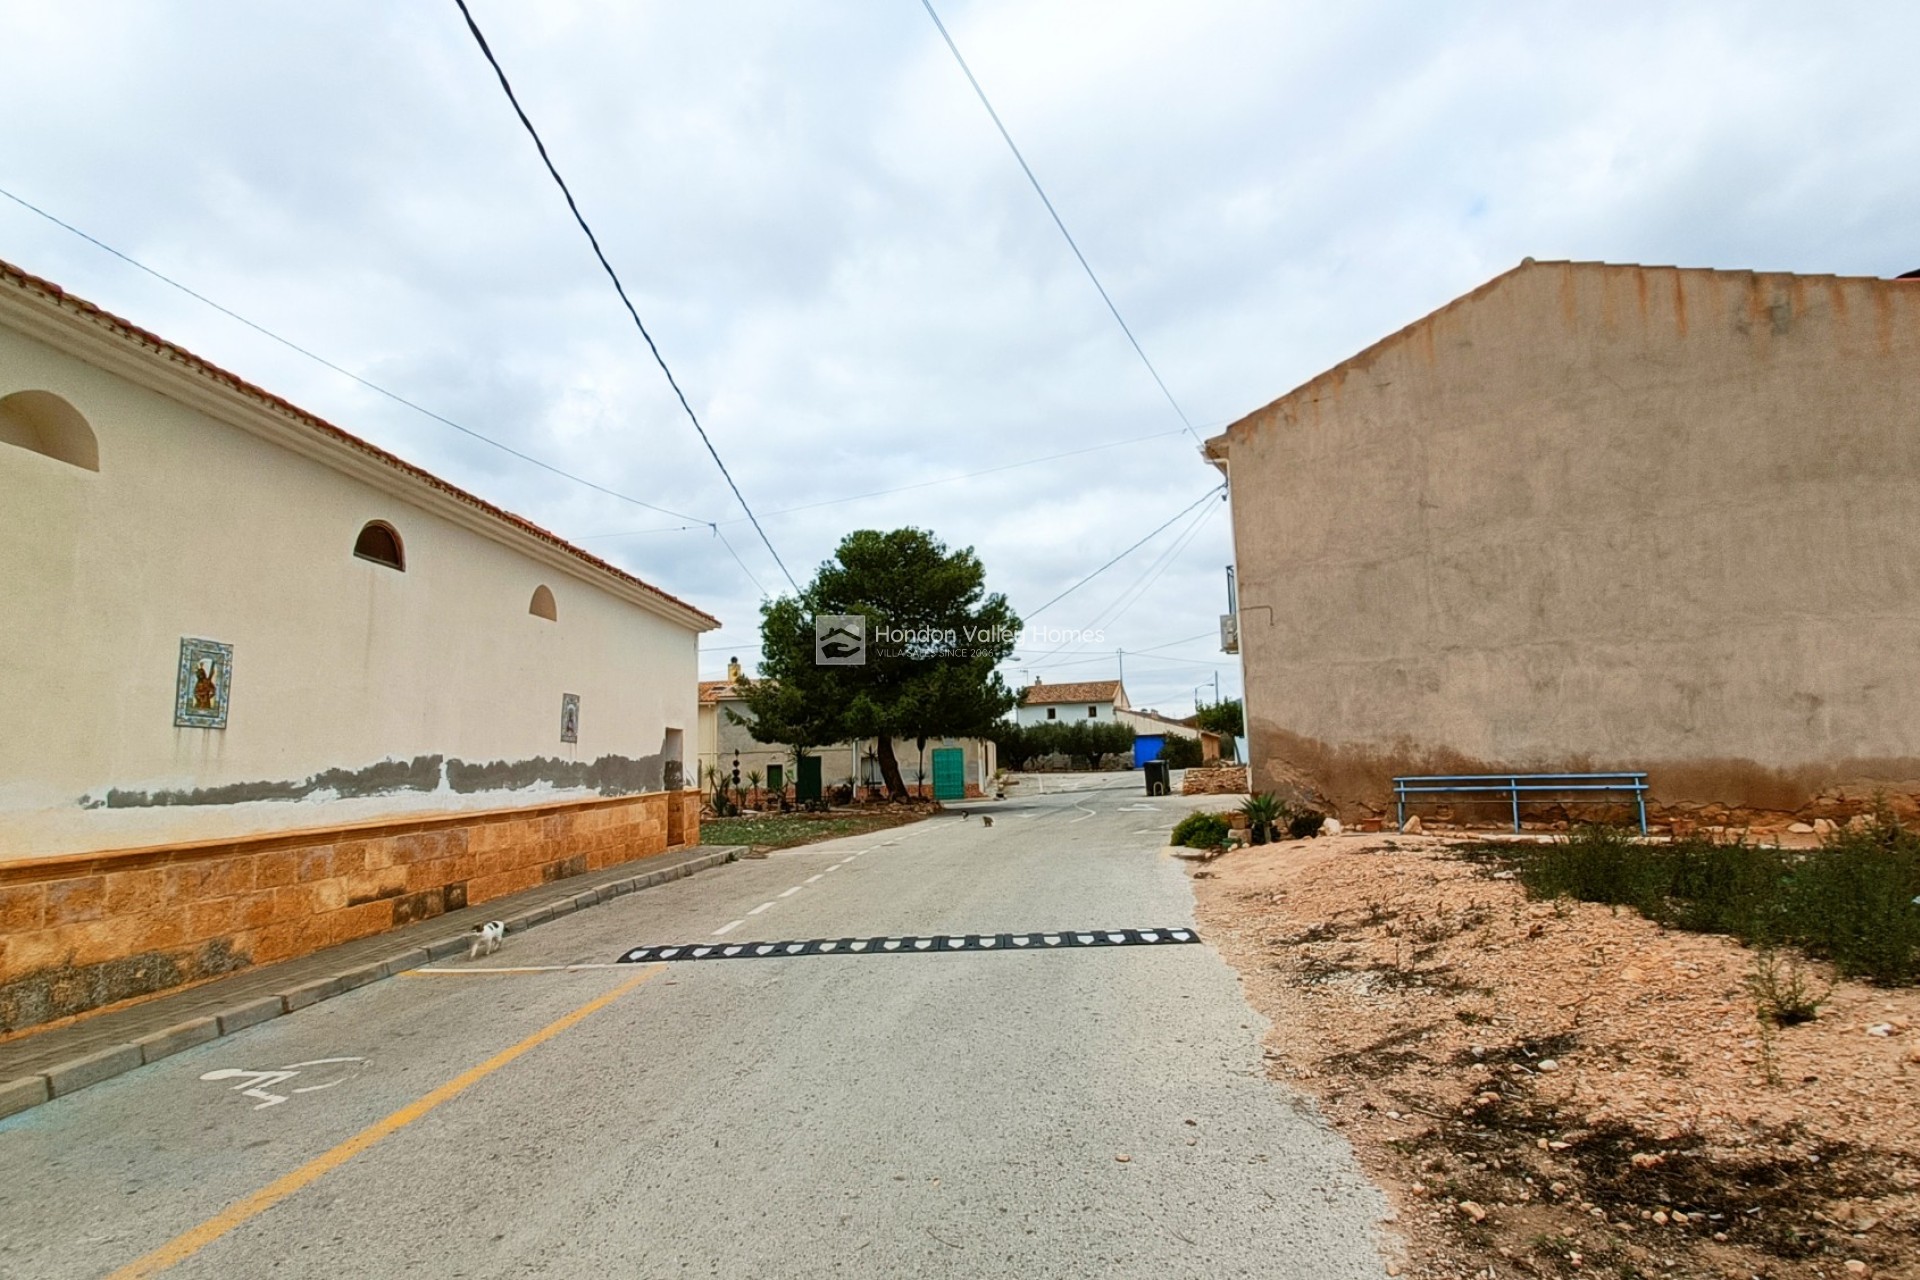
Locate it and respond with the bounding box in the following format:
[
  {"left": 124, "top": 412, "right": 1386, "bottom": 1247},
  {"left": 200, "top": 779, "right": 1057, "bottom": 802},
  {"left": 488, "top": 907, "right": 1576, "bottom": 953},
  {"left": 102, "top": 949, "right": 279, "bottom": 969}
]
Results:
[
  {"left": 1022, "top": 485, "right": 1222, "bottom": 621},
  {"left": 920, "top": 0, "right": 1200, "bottom": 444},
  {"left": 451, "top": 0, "right": 799, "bottom": 591},
  {"left": 0, "top": 184, "right": 709, "bottom": 524}
]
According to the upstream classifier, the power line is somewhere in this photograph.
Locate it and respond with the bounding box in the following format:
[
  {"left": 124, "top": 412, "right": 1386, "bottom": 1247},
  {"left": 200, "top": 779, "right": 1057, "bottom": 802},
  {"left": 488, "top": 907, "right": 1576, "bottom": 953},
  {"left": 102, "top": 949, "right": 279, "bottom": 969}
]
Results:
[
  {"left": 1022, "top": 486, "right": 1222, "bottom": 621},
  {"left": 575, "top": 425, "right": 1203, "bottom": 541},
  {"left": 920, "top": 0, "right": 1200, "bottom": 445},
  {"left": 451, "top": 0, "right": 799, "bottom": 592},
  {"left": 0, "top": 185, "right": 712, "bottom": 524},
  {"left": 1023, "top": 496, "right": 1219, "bottom": 668},
  {"left": 1077, "top": 499, "right": 1220, "bottom": 636},
  {"left": 710, "top": 523, "right": 768, "bottom": 598}
]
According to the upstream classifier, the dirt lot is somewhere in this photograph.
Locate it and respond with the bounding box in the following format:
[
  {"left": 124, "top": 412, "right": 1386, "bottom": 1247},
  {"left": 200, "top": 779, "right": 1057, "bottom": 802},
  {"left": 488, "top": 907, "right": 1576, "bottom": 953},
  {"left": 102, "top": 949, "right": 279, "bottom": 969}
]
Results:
[{"left": 1190, "top": 831, "right": 1920, "bottom": 1279}]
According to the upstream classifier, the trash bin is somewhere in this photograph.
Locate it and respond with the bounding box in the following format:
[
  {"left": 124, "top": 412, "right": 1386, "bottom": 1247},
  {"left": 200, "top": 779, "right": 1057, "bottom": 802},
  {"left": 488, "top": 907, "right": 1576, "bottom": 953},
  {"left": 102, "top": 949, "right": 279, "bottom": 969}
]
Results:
[{"left": 1144, "top": 760, "right": 1171, "bottom": 797}]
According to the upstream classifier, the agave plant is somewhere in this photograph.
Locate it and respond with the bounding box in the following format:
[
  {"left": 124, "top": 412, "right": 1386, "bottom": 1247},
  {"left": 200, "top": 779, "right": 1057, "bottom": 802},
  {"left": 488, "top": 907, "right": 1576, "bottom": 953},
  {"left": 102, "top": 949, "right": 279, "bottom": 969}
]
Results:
[{"left": 1239, "top": 792, "right": 1285, "bottom": 845}]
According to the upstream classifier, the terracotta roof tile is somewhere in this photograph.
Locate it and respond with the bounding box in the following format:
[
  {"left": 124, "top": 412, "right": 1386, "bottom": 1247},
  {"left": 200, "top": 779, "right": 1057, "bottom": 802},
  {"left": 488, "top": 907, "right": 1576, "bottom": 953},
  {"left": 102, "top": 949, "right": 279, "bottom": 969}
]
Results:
[
  {"left": 0, "top": 256, "right": 720, "bottom": 630},
  {"left": 1020, "top": 680, "right": 1124, "bottom": 706}
]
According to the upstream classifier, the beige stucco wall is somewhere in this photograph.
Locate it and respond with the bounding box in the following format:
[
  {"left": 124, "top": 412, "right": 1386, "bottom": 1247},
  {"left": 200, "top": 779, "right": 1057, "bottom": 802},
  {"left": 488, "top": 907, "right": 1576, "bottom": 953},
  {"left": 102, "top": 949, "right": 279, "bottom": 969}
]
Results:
[
  {"left": 1211, "top": 261, "right": 1920, "bottom": 819},
  {"left": 0, "top": 294, "right": 708, "bottom": 859}
]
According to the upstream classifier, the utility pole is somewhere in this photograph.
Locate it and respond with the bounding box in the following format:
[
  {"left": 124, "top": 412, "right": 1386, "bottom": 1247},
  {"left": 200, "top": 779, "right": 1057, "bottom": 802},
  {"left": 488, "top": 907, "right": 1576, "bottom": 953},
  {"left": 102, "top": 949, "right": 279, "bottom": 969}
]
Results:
[
  {"left": 1116, "top": 648, "right": 1125, "bottom": 688},
  {"left": 1214, "top": 672, "right": 1221, "bottom": 704}
]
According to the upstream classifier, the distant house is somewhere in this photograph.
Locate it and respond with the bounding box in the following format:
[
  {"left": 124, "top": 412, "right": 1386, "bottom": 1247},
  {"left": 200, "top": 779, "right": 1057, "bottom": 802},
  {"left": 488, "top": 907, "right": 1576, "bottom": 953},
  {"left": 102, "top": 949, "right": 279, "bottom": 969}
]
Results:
[
  {"left": 1015, "top": 679, "right": 1128, "bottom": 727},
  {"left": 698, "top": 660, "right": 997, "bottom": 799}
]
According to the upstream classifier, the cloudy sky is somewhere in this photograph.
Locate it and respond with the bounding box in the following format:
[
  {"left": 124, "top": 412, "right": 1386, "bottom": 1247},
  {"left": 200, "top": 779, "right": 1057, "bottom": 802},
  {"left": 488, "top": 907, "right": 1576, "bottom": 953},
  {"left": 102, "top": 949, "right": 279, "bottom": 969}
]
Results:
[{"left": 4, "top": 1, "right": 1916, "bottom": 716}]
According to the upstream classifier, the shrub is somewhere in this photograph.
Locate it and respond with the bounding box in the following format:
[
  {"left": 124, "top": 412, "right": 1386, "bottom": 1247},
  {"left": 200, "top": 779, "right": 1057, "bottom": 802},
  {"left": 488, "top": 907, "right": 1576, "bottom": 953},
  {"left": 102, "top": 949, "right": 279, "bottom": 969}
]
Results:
[
  {"left": 1493, "top": 818, "right": 1920, "bottom": 986},
  {"left": 1239, "top": 793, "right": 1283, "bottom": 845},
  {"left": 1160, "top": 734, "right": 1205, "bottom": 769},
  {"left": 1170, "top": 811, "right": 1231, "bottom": 850},
  {"left": 1286, "top": 809, "right": 1326, "bottom": 840}
]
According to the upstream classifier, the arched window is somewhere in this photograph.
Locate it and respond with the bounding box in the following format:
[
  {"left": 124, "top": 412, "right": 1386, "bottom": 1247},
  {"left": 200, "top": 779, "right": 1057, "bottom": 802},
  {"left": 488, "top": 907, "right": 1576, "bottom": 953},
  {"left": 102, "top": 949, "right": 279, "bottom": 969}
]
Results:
[
  {"left": 529, "top": 584, "right": 557, "bottom": 620},
  {"left": 0, "top": 390, "right": 99, "bottom": 471},
  {"left": 353, "top": 521, "right": 404, "bottom": 570}
]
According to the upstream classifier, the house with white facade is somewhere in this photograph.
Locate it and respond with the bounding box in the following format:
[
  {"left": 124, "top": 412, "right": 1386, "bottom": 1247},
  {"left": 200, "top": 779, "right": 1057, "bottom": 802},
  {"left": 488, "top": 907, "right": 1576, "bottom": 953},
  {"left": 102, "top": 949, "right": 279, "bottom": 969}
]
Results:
[
  {"left": 0, "top": 257, "right": 718, "bottom": 1031},
  {"left": 1015, "top": 679, "right": 1128, "bottom": 727}
]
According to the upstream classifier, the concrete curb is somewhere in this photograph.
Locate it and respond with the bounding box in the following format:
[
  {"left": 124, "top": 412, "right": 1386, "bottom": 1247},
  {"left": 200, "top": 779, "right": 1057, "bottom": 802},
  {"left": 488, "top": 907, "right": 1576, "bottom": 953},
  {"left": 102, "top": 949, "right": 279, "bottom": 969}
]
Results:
[{"left": 0, "top": 847, "right": 739, "bottom": 1121}]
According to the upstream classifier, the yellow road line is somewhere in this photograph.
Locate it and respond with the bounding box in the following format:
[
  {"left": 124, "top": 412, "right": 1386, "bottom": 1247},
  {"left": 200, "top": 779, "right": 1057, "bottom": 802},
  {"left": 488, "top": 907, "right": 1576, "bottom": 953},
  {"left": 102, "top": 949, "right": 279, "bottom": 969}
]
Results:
[
  {"left": 105, "top": 964, "right": 665, "bottom": 1280},
  {"left": 402, "top": 964, "right": 630, "bottom": 975}
]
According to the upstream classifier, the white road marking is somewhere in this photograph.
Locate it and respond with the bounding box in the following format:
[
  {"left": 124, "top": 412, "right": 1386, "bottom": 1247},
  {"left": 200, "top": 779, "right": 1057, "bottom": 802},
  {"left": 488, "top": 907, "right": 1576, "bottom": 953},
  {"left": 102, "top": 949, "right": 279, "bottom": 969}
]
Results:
[
  {"left": 712, "top": 919, "right": 744, "bottom": 935},
  {"left": 825, "top": 864, "right": 842, "bottom": 872},
  {"left": 1071, "top": 804, "right": 1098, "bottom": 823},
  {"left": 804, "top": 874, "right": 824, "bottom": 883},
  {"left": 748, "top": 901, "right": 776, "bottom": 915},
  {"left": 200, "top": 1058, "right": 368, "bottom": 1110},
  {"left": 778, "top": 886, "right": 803, "bottom": 898}
]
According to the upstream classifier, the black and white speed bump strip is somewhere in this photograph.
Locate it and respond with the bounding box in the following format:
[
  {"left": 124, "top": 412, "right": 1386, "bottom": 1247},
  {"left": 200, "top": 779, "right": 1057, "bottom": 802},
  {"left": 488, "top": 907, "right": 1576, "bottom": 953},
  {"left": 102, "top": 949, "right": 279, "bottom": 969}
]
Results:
[{"left": 616, "top": 927, "right": 1199, "bottom": 964}]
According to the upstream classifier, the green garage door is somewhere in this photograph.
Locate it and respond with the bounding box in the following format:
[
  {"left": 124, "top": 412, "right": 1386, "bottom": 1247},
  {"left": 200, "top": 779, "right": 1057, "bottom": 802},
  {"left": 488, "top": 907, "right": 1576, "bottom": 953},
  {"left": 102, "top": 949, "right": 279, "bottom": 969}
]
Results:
[{"left": 930, "top": 747, "right": 965, "bottom": 801}]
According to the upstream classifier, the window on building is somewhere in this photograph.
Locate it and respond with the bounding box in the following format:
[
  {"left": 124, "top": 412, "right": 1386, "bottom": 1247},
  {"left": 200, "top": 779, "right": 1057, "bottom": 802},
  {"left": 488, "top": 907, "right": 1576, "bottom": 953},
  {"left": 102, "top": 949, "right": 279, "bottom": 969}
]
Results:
[
  {"left": 1046, "top": 708, "right": 1056, "bottom": 720},
  {"left": 354, "top": 521, "right": 405, "bottom": 570},
  {"left": 530, "top": 584, "right": 557, "bottom": 620},
  {"left": 1088, "top": 706, "right": 1098, "bottom": 718},
  {"left": 0, "top": 390, "right": 99, "bottom": 471}
]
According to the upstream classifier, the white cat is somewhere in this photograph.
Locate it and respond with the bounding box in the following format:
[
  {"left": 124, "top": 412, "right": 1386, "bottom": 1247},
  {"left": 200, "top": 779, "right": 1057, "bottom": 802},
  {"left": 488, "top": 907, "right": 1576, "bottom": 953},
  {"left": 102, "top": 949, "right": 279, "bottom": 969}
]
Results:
[{"left": 469, "top": 920, "right": 505, "bottom": 961}]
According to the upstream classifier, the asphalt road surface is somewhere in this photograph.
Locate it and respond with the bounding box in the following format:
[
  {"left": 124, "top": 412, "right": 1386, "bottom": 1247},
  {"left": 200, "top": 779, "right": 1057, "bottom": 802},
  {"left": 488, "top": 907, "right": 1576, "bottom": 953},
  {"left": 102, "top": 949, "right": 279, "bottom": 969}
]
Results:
[{"left": 0, "top": 774, "right": 1392, "bottom": 1279}]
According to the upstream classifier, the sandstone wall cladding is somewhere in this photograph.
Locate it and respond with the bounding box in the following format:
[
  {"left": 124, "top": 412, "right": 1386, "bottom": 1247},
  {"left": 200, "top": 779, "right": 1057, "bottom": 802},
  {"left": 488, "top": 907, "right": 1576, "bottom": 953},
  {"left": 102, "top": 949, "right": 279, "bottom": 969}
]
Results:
[
  {"left": 0, "top": 791, "right": 697, "bottom": 1034},
  {"left": 1182, "top": 766, "right": 1250, "bottom": 796}
]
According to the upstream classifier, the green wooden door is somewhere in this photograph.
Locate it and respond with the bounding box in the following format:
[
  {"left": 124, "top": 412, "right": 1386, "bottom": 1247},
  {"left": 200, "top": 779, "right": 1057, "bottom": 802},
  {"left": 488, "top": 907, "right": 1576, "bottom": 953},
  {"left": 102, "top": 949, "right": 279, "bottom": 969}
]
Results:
[
  {"left": 795, "top": 754, "right": 822, "bottom": 804},
  {"left": 931, "top": 747, "right": 965, "bottom": 801}
]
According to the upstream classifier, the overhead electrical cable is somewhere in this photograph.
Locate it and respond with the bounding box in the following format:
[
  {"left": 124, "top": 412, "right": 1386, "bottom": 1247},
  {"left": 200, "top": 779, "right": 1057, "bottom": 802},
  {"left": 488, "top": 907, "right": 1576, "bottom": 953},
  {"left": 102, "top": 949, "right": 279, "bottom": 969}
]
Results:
[
  {"left": 1023, "top": 497, "right": 1219, "bottom": 666},
  {"left": 919, "top": 0, "right": 1201, "bottom": 445},
  {"left": 450, "top": 0, "right": 798, "bottom": 591},
  {"left": 576, "top": 425, "right": 1203, "bottom": 541},
  {"left": 1022, "top": 486, "right": 1223, "bottom": 622},
  {"left": 0, "top": 185, "right": 710, "bottom": 524}
]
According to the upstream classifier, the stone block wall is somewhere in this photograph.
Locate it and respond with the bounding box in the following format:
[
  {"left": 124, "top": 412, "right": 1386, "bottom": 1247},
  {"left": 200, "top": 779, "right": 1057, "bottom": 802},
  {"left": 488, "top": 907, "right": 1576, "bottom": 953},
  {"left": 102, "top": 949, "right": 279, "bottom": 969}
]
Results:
[{"left": 0, "top": 791, "right": 698, "bottom": 1034}]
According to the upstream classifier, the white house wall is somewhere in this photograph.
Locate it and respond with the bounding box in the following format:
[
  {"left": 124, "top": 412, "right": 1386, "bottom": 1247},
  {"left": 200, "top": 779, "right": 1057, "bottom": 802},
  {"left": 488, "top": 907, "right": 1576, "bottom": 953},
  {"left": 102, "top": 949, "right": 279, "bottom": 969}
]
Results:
[{"left": 0, "top": 312, "right": 703, "bottom": 859}]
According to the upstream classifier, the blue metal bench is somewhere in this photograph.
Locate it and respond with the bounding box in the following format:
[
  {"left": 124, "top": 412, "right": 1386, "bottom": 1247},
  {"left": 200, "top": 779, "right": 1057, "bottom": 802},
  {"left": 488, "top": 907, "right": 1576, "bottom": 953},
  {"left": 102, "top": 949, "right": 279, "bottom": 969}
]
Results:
[{"left": 1393, "top": 772, "right": 1648, "bottom": 835}]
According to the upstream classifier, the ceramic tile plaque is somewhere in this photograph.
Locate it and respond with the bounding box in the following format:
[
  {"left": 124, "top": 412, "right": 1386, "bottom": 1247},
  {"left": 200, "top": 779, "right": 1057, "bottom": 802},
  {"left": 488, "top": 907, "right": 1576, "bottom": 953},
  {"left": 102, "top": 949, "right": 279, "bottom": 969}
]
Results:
[
  {"left": 175, "top": 638, "right": 233, "bottom": 729},
  {"left": 560, "top": 692, "right": 580, "bottom": 743}
]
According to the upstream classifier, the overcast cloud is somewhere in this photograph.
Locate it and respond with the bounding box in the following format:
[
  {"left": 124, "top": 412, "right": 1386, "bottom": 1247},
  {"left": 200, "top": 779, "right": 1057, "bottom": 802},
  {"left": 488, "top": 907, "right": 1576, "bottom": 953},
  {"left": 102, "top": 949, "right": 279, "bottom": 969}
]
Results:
[{"left": 4, "top": 1, "right": 1917, "bottom": 715}]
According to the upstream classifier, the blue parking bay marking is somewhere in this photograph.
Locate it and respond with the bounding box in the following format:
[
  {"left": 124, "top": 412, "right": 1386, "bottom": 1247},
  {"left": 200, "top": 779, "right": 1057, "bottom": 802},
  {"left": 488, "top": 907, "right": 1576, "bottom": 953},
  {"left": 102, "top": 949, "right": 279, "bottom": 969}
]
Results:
[{"left": 616, "top": 928, "right": 1198, "bottom": 964}]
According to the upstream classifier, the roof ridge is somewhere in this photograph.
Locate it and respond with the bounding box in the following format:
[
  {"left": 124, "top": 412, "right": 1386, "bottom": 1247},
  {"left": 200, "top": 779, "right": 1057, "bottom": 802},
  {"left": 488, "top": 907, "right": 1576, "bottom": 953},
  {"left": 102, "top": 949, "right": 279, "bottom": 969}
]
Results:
[{"left": 0, "top": 256, "right": 719, "bottom": 630}]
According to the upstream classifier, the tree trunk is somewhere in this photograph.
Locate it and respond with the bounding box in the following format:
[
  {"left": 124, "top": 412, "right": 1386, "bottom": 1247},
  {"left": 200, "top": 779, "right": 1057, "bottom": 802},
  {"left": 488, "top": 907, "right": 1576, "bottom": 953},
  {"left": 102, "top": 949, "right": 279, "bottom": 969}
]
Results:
[{"left": 875, "top": 733, "right": 909, "bottom": 800}]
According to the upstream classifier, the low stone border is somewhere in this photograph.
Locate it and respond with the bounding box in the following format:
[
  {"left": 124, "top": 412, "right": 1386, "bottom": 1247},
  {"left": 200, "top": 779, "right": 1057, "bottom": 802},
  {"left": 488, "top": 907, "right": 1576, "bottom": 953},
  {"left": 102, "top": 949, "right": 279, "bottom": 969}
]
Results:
[{"left": 0, "top": 847, "right": 738, "bottom": 1120}]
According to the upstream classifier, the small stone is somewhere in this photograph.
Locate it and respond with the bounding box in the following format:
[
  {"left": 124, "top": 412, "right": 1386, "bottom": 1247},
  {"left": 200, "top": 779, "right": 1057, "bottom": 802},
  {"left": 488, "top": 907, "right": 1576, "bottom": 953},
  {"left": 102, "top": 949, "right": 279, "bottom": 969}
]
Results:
[
  {"left": 1788, "top": 822, "right": 1816, "bottom": 835},
  {"left": 1866, "top": 1023, "right": 1894, "bottom": 1037},
  {"left": 1652, "top": 1210, "right": 1669, "bottom": 1225},
  {"left": 1114, "top": 1154, "right": 1131, "bottom": 1163},
  {"left": 1475, "top": 1091, "right": 1501, "bottom": 1106},
  {"left": 1322, "top": 817, "right": 1343, "bottom": 836},
  {"left": 1843, "top": 1262, "right": 1868, "bottom": 1276},
  {"left": 1457, "top": 1200, "right": 1488, "bottom": 1223},
  {"left": 1812, "top": 818, "right": 1836, "bottom": 836},
  {"left": 1713, "top": 1231, "right": 1728, "bottom": 1242},
  {"left": 1621, "top": 965, "right": 1646, "bottom": 983},
  {"left": 1400, "top": 815, "right": 1422, "bottom": 835},
  {"left": 1386, "top": 1264, "right": 1402, "bottom": 1277},
  {"left": 1630, "top": 1153, "right": 1664, "bottom": 1169},
  {"left": 1537, "top": 1059, "right": 1561, "bottom": 1072}
]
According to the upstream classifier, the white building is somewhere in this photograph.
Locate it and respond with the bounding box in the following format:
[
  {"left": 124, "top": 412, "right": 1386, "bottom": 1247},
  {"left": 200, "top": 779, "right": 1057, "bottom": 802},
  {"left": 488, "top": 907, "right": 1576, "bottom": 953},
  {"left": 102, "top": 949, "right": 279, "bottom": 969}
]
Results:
[
  {"left": 0, "top": 257, "right": 718, "bottom": 1030},
  {"left": 1015, "top": 679, "right": 1129, "bottom": 727}
]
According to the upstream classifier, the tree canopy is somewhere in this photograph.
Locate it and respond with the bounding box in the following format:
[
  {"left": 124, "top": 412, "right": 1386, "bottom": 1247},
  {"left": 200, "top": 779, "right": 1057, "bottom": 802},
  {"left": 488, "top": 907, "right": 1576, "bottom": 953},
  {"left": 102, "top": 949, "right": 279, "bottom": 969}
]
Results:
[
  {"left": 1193, "top": 697, "right": 1244, "bottom": 738},
  {"left": 736, "top": 528, "right": 1019, "bottom": 798}
]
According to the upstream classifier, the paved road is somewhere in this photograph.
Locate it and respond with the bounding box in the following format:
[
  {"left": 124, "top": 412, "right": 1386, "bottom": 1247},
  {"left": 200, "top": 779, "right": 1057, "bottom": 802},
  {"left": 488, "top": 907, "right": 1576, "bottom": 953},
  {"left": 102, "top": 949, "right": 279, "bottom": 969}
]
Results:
[{"left": 0, "top": 774, "right": 1391, "bottom": 1279}]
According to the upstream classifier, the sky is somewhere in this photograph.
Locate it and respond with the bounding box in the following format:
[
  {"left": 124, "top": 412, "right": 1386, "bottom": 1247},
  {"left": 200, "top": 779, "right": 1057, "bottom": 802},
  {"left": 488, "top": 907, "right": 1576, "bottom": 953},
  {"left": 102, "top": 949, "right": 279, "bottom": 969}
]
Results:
[{"left": 3, "top": 1, "right": 1917, "bottom": 717}]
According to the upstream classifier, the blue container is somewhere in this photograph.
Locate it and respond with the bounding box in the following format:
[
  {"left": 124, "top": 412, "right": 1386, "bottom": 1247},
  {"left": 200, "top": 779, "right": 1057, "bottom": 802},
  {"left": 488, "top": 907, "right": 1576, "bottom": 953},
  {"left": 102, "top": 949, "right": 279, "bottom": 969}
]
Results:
[{"left": 1132, "top": 735, "right": 1166, "bottom": 769}]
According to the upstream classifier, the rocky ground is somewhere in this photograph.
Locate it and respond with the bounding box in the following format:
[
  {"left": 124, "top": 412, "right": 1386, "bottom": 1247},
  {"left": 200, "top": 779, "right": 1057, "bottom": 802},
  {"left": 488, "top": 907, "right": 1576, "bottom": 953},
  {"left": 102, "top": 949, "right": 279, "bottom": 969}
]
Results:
[{"left": 1190, "top": 830, "right": 1920, "bottom": 1279}]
